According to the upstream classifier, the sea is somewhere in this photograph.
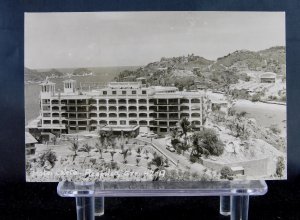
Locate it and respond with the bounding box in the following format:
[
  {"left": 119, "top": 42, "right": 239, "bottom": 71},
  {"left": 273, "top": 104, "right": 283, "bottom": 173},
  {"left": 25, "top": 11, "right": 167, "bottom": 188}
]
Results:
[{"left": 25, "top": 66, "right": 138, "bottom": 123}]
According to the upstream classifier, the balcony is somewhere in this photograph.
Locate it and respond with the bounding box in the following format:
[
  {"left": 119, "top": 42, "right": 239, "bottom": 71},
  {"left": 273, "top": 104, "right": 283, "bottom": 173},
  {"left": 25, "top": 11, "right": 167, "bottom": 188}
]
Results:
[
  {"left": 168, "top": 107, "right": 179, "bottom": 112},
  {"left": 99, "top": 100, "right": 106, "bottom": 104},
  {"left": 138, "top": 107, "right": 147, "bottom": 111},
  {"left": 118, "top": 99, "right": 126, "bottom": 104}
]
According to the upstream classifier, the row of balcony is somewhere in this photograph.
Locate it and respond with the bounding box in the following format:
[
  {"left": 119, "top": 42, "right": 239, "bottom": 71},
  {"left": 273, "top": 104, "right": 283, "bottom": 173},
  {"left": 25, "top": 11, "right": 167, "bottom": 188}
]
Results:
[{"left": 44, "top": 98, "right": 202, "bottom": 106}]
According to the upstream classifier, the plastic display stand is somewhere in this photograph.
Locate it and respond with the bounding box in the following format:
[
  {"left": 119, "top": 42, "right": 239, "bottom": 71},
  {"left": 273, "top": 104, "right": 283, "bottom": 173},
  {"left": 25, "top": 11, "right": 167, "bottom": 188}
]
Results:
[{"left": 57, "top": 180, "right": 267, "bottom": 220}]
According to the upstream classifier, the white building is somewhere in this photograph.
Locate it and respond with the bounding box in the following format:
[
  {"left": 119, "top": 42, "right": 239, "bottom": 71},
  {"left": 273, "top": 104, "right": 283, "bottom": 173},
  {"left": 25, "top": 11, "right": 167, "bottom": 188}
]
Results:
[{"left": 27, "top": 78, "right": 210, "bottom": 136}]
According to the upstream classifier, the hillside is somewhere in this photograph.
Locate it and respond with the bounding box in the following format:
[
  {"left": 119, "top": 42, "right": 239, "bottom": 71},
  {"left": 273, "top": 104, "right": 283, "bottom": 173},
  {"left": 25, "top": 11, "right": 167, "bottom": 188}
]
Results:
[
  {"left": 115, "top": 46, "right": 286, "bottom": 91},
  {"left": 24, "top": 68, "right": 64, "bottom": 83}
]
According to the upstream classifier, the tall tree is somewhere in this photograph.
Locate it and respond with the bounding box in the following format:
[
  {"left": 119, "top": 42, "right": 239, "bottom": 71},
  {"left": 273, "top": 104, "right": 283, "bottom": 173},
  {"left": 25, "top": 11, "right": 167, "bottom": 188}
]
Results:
[
  {"left": 95, "top": 143, "right": 103, "bottom": 159},
  {"left": 69, "top": 138, "right": 79, "bottom": 161}
]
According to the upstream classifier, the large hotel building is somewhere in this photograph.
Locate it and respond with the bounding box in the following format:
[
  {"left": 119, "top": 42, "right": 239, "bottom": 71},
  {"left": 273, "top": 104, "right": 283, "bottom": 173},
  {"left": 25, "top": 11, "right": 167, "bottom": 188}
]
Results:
[{"left": 27, "top": 78, "right": 212, "bottom": 136}]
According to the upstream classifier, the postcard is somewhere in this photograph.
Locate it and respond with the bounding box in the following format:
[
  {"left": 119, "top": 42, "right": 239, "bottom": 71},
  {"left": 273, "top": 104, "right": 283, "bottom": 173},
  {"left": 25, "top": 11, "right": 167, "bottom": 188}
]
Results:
[{"left": 25, "top": 11, "right": 286, "bottom": 182}]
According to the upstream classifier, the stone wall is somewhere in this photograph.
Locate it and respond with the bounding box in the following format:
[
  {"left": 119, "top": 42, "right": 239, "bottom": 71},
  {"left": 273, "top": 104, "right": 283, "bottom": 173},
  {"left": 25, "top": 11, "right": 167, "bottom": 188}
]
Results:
[{"left": 200, "top": 157, "right": 269, "bottom": 176}]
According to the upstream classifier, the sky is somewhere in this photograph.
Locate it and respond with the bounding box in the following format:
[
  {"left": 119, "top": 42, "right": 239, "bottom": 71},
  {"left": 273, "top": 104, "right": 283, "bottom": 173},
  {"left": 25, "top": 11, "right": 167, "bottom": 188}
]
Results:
[{"left": 25, "top": 11, "right": 285, "bottom": 69}]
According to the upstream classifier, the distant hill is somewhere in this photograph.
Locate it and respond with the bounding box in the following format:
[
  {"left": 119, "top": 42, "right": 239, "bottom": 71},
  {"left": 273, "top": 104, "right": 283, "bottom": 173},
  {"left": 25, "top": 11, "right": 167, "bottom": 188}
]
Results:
[
  {"left": 24, "top": 68, "right": 64, "bottom": 83},
  {"left": 115, "top": 46, "right": 286, "bottom": 91},
  {"left": 216, "top": 46, "right": 285, "bottom": 74},
  {"left": 73, "top": 68, "right": 92, "bottom": 75}
]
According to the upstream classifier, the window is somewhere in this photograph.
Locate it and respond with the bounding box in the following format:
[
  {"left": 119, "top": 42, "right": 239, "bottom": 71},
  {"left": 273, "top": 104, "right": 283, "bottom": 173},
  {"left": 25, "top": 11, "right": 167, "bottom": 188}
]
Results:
[
  {"left": 132, "top": 90, "right": 137, "bottom": 95},
  {"left": 120, "top": 120, "right": 126, "bottom": 125},
  {"left": 122, "top": 91, "right": 126, "bottom": 95},
  {"left": 142, "top": 90, "right": 146, "bottom": 94},
  {"left": 103, "top": 91, "right": 107, "bottom": 95},
  {"left": 112, "top": 90, "right": 116, "bottom": 95}
]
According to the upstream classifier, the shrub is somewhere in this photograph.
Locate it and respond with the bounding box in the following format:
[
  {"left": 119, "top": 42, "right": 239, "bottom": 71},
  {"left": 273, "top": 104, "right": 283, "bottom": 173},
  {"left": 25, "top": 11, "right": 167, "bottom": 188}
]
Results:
[
  {"left": 220, "top": 166, "right": 234, "bottom": 180},
  {"left": 151, "top": 154, "right": 164, "bottom": 167},
  {"left": 269, "top": 125, "right": 281, "bottom": 134},
  {"left": 171, "top": 138, "right": 181, "bottom": 148},
  {"left": 39, "top": 150, "right": 57, "bottom": 168},
  {"left": 251, "top": 93, "right": 261, "bottom": 102},
  {"left": 189, "top": 155, "right": 198, "bottom": 163},
  {"left": 191, "top": 128, "right": 224, "bottom": 158}
]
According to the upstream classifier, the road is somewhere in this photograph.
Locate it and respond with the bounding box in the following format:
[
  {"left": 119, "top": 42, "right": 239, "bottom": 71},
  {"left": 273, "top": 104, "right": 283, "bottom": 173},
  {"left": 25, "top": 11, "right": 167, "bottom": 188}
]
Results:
[{"left": 136, "top": 137, "right": 206, "bottom": 173}]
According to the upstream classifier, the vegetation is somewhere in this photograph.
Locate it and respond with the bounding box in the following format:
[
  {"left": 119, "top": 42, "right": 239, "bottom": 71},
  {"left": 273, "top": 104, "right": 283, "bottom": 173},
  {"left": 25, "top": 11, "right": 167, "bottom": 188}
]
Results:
[
  {"left": 110, "top": 151, "right": 116, "bottom": 162},
  {"left": 251, "top": 93, "right": 261, "bottom": 102},
  {"left": 39, "top": 150, "right": 57, "bottom": 168},
  {"left": 151, "top": 153, "right": 164, "bottom": 168},
  {"left": 81, "top": 144, "right": 93, "bottom": 157},
  {"left": 69, "top": 138, "right": 79, "bottom": 161},
  {"left": 51, "top": 136, "right": 57, "bottom": 145},
  {"left": 190, "top": 128, "right": 224, "bottom": 159},
  {"left": 220, "top": 166, "right": 234, "bottom": 180},
  {"left": 269, "top": 124, "right": 281, "bottom": 135},
  {"left": 121, "top": 149, "right": 129, "bottom": 164},
  {"left": 136, "top": 158, "right": 141, "bottom": 166},
  {"left": 95, "top": 143, "right": 103, "bottom": 159}
]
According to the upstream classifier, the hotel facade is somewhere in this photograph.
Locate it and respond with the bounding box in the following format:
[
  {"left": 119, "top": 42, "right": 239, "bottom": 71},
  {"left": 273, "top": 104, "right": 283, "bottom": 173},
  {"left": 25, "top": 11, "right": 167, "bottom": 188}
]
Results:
[{"left": 27, "top": 78, "right": 211, "bottom": 136}]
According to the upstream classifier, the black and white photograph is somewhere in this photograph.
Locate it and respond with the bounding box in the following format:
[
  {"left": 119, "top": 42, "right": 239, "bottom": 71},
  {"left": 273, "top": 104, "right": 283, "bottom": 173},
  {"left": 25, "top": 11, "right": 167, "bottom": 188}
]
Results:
[{"left": 24, "top": 11, "right": 286, "bottom": 182}]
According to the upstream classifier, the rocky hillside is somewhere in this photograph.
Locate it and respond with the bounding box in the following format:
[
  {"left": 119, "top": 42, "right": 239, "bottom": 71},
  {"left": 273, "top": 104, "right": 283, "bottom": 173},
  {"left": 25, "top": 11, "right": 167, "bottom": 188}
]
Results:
[{"left": 115, "top": 46, "right": 285, "bottom": 91}]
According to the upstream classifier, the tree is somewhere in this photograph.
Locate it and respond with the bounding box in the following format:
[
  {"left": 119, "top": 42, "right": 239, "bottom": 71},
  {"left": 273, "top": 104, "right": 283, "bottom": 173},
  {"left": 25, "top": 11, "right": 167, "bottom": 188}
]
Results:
[
  {"left": 220, "top": 166, "right": 234, "bottom": 180},
  {"left": 164, "top": 158, "right": 169, "bottom": 167},
  {"left": 151, "top": 154, "right": 164, "bottom": 168},
  {"left": 179, "top": 117, "right": 191, "bottom": 140},
  {"left": 136, "top": 158, "right": 141, "bottom": 166},
  {"left": 178, "top": 117, "right": 192, "bottom": 153},
  {"left": 121, "top": 149, "right": 129, "bottom": 164},
  {"left": 98, "top": 130, "right": 107, "bottom": 151},
  {"left": 39, "top": 150, "right": 57, "bottom": 168},
  {"left": 95, "top": 143, "right": 103, "bottom": 159},
  {"left": 111, "top": 136, "right": 117, "bottom": 151},
  {"left": 51, "top": 135, "right": 57, "bottom": 145},
  {"left": 69, "top": 138, "right": 79, "bottom": 161},
  {"left": 81, "top": 144, "right": 93, "bottom": 157},
  {"left": 136, "top": 147, "right": 141, "bottom": 157},
  {"left": 170, "top": 127, "right": 179, "bottom": 140},
  {"left": 191, "top": 128, "right": 224, "bottom": 159},
  {"left": 110, "top": 151, "right": 116, "bottom": 162},
  {"left": 106, "top": 129, "right": 114, "bottom": 150}
]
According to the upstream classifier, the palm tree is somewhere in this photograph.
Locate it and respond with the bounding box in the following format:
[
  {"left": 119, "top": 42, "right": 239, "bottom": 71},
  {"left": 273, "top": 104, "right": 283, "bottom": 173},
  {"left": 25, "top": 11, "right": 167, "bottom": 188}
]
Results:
[
  {"left": 136, "top": 158, "right": 141, "bottom": 166},
  {"left": 111, "top": 137, "right": 117, "bottom": 152},
  {"left": 106, "top": 129, "right": 114, "bottom": 150},
  {"left": 69, "top": 138, "right": 79, "bottom": 161},
  {"left": 95, "top": 143, "right": 103, "bottom": 159},
  {"left": 151, "top": 154, "right": 164, "bottom": 168},
  {"left": 180, "top": 117, "right": 191, "bottom": 140},
  {"left": 136, "top": 147, "right": 141, "bottom": 157},
  {"left": 98, "top": 130, "right": 107, "bottom": 151},
  {"left": 122, "top": 149, "right": 129, "bottom": 164},
  {"left": 51, "top": 135, "right": 57, "bottom": 145},
  {"left": 179, "top": 117, "right": 191, "bottom": 154},
  {"left": 110, "top": 151, "right": 116, "bottom": 161},
  {"left": 144, "top": 150, "right": 149, "bottom": 160},
  {"left": 170, "top": 127, "right": 179, "bottom": 140}
]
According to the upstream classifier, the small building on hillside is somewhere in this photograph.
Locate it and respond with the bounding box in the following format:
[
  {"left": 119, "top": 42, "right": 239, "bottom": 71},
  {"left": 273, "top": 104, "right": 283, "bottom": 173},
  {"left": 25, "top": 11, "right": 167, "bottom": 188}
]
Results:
[
  {"left": 260, "top": 72, "right": 276, "bottom": 83},
  {"left": 25, "top": 132, "right": 38, "bottom": 155}
]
